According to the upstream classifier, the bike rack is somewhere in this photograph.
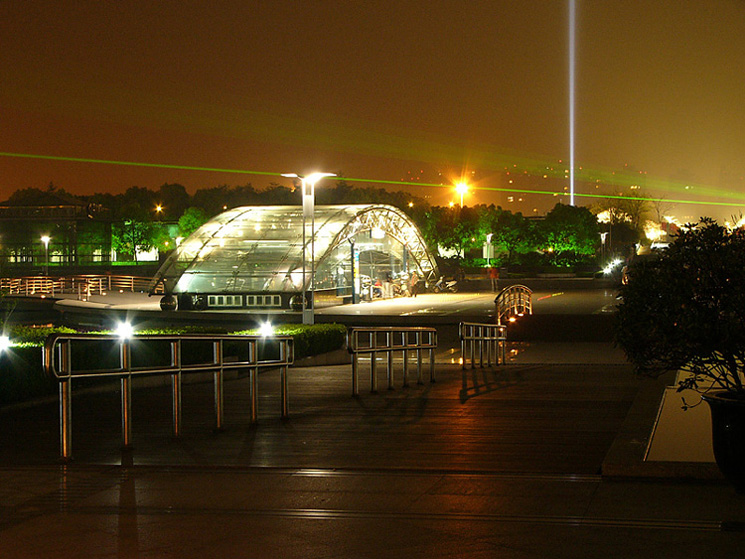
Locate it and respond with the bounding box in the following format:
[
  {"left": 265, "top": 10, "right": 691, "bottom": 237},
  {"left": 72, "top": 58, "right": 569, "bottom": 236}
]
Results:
[
  {"left": 44, "top": 333, "right": 293, "bottom": 460},
  {"left": 347, "top": 327, "right": 437, "bottom": 395}
]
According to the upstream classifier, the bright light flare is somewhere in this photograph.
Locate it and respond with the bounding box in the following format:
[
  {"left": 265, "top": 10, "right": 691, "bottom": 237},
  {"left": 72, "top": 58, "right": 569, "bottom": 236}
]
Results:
[
  {"left": 603, "top": 258, "right": 624, "bottom": 275},
  {"left": 259, "top": 322, "right": 274, "bottom": 337},
  {"left": 116, "top": 322, "right": 134, "bottom": 339},
  {"left": 644, "top": 220, "right": 664, "bottom": 241},
  {"left": 0, "top": 335, "right": 11, "bottom": 353}
]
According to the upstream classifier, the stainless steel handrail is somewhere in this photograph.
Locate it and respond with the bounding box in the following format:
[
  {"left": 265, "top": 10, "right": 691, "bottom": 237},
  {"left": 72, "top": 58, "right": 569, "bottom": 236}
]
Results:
[
  {"left": 1, "top": 274, "right": 164, "bottom": 298},
  {"left": 459, "top": 322, "right": 507, "bottom": 369},
  {"left": 495, "top": 284, "right": 533, "bottom": 325},
  {"left": 44, "top": 333, "right": 294, "bottom": 460},
  {"left": 347, "top": 326, "right": 437, "bottom": 395}
]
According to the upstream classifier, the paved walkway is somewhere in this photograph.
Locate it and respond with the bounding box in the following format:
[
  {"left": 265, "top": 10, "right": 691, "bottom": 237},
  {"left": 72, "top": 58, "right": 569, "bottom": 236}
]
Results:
[{"left": 1, "top": 341, "right": 744, "bottom": 557}]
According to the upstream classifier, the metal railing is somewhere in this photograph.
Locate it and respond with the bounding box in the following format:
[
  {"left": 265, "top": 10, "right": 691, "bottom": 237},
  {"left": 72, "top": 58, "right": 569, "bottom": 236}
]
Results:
[
  {"left": 1, "top": 274, "right": 163, "bottom": 298},
  {"left": 347, "top": 327, "right": 437, "bottom": 395},
  {"left": 459, "top": 322, "right": 507, "bottom": 369},
  {"left": 495, "top": 284, "right": 533, "bottom": 325},
  {"left": 44, "top": 333, "right": 293, "bottom": 460}
]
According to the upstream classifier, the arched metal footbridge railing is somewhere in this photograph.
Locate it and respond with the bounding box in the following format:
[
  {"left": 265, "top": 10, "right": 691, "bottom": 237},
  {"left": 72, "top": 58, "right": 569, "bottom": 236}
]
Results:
[{"left": 495, "top": 284, "right": 533, "bottom": 326}]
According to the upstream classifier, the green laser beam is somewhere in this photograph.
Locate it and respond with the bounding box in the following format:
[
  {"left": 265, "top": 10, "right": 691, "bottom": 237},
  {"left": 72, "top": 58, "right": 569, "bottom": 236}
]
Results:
[
  {"left": 337, "top": 176, "right": 743, "bottom": 207},
  {"left": 2, "top": 151, "right": 744, "bottom": 209},
  {"left": 0, "top": 151, "right": 281, "bottom": 177}
]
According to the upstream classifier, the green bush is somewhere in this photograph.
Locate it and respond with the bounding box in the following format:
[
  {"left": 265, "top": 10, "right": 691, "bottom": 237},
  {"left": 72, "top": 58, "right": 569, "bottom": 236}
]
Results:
[{"left": 234, "top": 323, "right": 347, "bottom": 360}]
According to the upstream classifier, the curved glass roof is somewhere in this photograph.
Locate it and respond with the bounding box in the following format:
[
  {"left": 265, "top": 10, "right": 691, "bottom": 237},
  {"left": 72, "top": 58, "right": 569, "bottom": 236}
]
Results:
[{"left": 152, "top": 204, "right": 438, "bottom": 294}]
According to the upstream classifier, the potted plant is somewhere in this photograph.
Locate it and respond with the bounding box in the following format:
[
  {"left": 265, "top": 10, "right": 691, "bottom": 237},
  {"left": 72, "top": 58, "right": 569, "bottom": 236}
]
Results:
[{"left": 616, "top": 218, "right": 745, "bottom": 491}]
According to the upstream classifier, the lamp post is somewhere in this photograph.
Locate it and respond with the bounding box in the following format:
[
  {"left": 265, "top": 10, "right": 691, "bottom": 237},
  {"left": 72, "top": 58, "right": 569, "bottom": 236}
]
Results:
[
  {"left": 455, "top": 181, "right": 469, "bottom": 208},
  {"left": 40, "top": 235, "right": 50, "bottom": 276},
  {"left": 282, "top": 172, "right": 336, "bottom": 324}
]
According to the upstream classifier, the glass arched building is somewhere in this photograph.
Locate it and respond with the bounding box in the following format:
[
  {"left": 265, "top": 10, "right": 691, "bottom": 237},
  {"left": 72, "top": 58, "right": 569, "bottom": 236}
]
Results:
[{"left": 151, "top": 204, "right": 439, "bottom": 310}]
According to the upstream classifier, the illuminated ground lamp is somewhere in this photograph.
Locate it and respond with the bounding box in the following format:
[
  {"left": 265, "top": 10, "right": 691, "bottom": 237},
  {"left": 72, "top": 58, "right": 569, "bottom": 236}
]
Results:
[{"left": 40, "top": 235, "right": 50, "bottom": 276}]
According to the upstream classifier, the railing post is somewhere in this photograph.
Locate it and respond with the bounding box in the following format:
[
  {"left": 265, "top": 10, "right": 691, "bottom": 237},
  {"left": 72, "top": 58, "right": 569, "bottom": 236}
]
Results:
[
  {"left": 501, "top": 326, "right": 507, "bottom": 365},
  {"left": 351, "top": 330, "right": 359, "bottom": 396},
  {"left": 280, "top": 339, "right": 289, "bottom": 419},
  {"left": 249, "top": 340, "right": 258, "bottom": 423},
  {"left": 59, "top": 340, "right": 72, "bottom": 460},
  {"left": 171, "top": 340, "right": 181, "bottom": 437},
  {"left": 120, "top": 340, "right": 132, "bottom": 449},
  {"left": 386, "top": 331, "right": 394, "bottom": 390},
  {"left": 402, "top": 331, "right": 409, "bottom": 387},
  {"left": 370, "top": 331, "right": 378, "bottom": 393},
  {"left": 486, "top": 325, "right": 492, "bottom": 367},
  {"left": 460, "top": 323, "right": 466, "bottom": 370},
  {"left": 416, "top": 331, "right": 423, "bottom": 384},
  {"left": 469, "top": 324, "right": 476, "bottom": 369},
  {"left": 478, "top": 325, "right": 484, "bottom": 368},
  {"left": 429, "top": 330, "right": 436, "bottom": 383},
  {"left": 213, "top": 340, "right": 224, "bottom": 431}
]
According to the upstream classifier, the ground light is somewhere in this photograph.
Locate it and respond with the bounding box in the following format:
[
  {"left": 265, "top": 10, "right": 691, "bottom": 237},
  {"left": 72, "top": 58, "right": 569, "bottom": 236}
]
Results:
[
  {"left": 115, "top": 322, "right": 134, "bottom": 340},
  {"left": 259, "top": 321, "right": 274, "bottom": 337},
  {"left": 0, "top": 335, "right": 11, "bottom": 353}
]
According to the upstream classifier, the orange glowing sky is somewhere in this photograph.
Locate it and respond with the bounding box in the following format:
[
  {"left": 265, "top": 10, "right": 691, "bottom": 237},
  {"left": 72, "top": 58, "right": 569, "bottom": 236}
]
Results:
[{"left": 2, "top": 1, "right": 745, "bottom": 218}]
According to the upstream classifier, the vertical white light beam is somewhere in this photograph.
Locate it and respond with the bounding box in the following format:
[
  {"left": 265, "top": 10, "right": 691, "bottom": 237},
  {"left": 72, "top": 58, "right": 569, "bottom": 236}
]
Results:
[{"left": 569, "top": 0, "right": 576, "bottom": 206}]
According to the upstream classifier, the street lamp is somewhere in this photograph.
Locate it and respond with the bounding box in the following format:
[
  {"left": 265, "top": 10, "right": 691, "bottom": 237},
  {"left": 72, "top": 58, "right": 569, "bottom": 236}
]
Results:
[
  {"left": 282, "top": 172, "right": 336, "bottom": 324},
  {"left": 40, "top": 235, "right": 50, "bottom": 276},
  {"left": 455, "top": 181, "right": 469, "bottom": 208}
]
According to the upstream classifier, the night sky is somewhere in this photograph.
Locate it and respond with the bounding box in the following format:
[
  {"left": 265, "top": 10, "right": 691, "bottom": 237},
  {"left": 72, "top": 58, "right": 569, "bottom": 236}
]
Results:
[{"left": 2, "top": 1, "right": 745, "bottom": 218}]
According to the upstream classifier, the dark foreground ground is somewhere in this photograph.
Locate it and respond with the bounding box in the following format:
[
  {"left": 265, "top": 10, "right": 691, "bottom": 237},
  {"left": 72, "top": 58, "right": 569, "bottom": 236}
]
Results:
[{"left": 2, "top": 344, "right": 744, "bottom": 558}]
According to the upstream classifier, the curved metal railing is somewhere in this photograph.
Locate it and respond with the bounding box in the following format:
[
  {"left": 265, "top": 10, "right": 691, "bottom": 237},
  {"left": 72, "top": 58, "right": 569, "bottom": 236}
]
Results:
[
  {"left": 495, "top": 284, "right": 533, "bottom": 325},
  {"left": 1, "top": 274, "right": 163, "bottom": 298}
]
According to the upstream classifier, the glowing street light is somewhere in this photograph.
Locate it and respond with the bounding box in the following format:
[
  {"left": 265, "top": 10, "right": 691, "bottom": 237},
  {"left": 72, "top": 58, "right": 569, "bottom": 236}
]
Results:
[
  {"left": 455, "top": 182, "right": 469, "bottom": 208},
  {"left": 281, "top": 172, "right": 336, "bottom": 325},
  {"left": 40, "top": 235, "right": 50, "bottom": 276}
]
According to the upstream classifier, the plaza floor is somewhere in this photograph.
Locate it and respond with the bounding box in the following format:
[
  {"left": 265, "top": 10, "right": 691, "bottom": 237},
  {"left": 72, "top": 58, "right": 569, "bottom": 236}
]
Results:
[{"left": 1, "top": 339, "right": 744, "bottom": 557}]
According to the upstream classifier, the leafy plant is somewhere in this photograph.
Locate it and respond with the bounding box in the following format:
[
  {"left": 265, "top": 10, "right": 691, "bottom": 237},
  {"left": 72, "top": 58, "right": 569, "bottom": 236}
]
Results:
[{"left": 616, "top": 218, "right": 745, "bottom": 399}]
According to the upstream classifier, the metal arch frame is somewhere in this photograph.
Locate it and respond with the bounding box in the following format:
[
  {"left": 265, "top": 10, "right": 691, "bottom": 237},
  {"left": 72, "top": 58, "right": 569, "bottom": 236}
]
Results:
[
  {"left": 150, "top": 207, "right": 254, "bottom": 295},
  {"left": 153, "top": 204, "right": 439, "bottom": 297},
  {"left": 314, "top": 205, "right": 439, "bottom": 280}
]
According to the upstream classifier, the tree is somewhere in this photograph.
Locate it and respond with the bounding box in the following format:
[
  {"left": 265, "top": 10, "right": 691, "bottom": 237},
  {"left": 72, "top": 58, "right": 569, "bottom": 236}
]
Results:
[
  {"left": 540, "top": 203, "right": 599, "bottom": 264},
  {"left": 616, "top": 218, "right": 745, "bottom": 395},
  {"left": 178, "top": 207, "right": 209, "bottom": 238},
  {"left": 112, "top": 219, "right": 155, "bottom": 262},
  {"left": 483, "top": 207, "right": 534, "bottom": 266},
  {"left": 420, "top": 205, "right": 479, "bottom": 258}
]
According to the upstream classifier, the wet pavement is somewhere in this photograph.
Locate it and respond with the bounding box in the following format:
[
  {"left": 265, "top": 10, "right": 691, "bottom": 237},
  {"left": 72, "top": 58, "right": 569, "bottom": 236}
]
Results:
[{"left": 2, "top": 336, "right": 744, "bottom": 557}]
